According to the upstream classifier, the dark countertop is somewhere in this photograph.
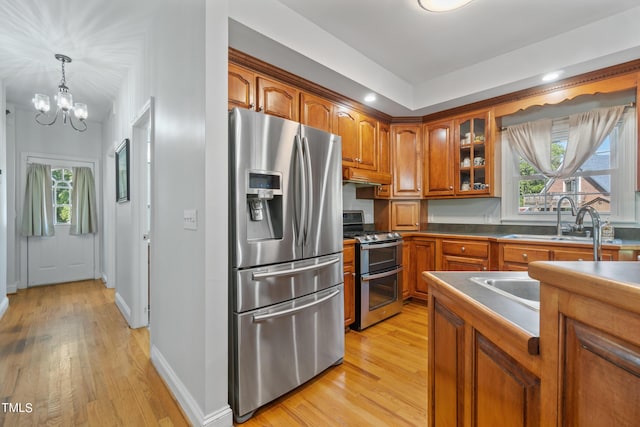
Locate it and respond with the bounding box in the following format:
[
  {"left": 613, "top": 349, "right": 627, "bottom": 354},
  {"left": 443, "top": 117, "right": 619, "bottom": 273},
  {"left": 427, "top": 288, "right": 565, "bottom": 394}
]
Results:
[{"left": 426, "top": 271, "right": 540, "bottom": 338}]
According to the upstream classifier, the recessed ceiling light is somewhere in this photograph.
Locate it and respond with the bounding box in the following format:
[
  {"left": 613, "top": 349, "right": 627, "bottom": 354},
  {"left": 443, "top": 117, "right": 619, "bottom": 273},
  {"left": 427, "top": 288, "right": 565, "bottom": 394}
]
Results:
[
  {"left": 418, "top": 0, "right": 474, "bottom": 12},
  {"left": 542, "top": 71, "right": 563, "bottom": 82},
  {"left": 364, "top": 94, "right": 376, "bottom": 103}
]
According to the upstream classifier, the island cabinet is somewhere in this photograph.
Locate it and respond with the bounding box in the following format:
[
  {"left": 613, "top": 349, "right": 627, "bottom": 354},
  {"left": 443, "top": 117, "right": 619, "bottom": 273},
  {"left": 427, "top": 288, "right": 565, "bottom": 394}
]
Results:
[
  {"left": 343, "top": 241, "right": 356, "bottom": 328},
  {"left": 440, "top": 239, "right": 493, "bottom": 271},
  {"left": 529, "top": 262, "right": 640, "bottom": 427},
  {"left": 391, "top": 124, "right": 422, "bottom": 198},
  {"left": 426, "top": 274, "right": 542, "bottom": 427}
]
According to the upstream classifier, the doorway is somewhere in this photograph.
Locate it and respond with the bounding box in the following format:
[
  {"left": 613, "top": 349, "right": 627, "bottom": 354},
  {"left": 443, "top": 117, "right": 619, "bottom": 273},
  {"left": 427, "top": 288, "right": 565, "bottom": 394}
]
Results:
[
  {"left": 23, "top": 155, "right": 98, "bottom": 286},
  {"left": 131, "top": 99, "right": 154, "bottom": 327}
]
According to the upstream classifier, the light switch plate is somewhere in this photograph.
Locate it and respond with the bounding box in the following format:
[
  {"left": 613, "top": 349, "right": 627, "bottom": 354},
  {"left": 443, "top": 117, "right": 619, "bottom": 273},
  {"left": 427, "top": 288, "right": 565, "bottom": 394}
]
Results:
[{"left": 183, "top": 209, "right": 197, "bottom": 230}]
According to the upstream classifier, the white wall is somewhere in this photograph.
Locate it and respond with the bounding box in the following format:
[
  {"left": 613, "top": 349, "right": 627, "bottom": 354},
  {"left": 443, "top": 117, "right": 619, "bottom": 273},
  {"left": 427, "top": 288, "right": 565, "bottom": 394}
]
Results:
[
  {"left": 342, "top": 183, "right": 374, "bottom": 223},
  {"left": 0, "top": 82, "right": 8, "bottom": 318},
  {"left": 11, "top": 106, "right": 103, "bottom": 289}
]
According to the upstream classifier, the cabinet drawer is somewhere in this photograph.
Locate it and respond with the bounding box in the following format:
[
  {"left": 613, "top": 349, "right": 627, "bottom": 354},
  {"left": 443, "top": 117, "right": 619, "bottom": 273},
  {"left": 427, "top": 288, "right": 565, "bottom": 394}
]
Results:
[
  {"left": 343, "top": 243, "right": 355, "bottom": 266},
  {"left": 502, "top": 246, "right": 550, "bottom": 264},
  {"left": 442, "top": 240, "right": 489, "bottom": 258},
  {"left": 552, "top": 248, "right": 613, "bottom": 262}
]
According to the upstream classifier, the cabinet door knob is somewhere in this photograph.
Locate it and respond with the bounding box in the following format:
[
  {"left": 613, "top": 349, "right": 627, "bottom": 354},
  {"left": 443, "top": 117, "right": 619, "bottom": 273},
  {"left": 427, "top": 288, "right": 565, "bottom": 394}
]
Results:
[
  {"left": 578, "top": 258, "right": 583, "bottom": 262},
  {"left": 417, "top": 187, "right": 421, "bottom": 191},
  {"left": 461, "top": 246, "right": 466, "bottom": 252},
  {"left": 258, "top": 106, "right": 263, "bottom": 112},
  {"left": 249, "top": 103, "right": 255, "bottom": 109},
  {"left": 482, "top": 267, "right": 487, "bottom": 271},
  {"left": 415, "top": 223, "right": 419, "bottom": 226},
  {"left": 522, "top": 253, "right": 528, "bottom": 260},
  {"left": 449, "top": 186, "right": 453, "bottom": 190}
]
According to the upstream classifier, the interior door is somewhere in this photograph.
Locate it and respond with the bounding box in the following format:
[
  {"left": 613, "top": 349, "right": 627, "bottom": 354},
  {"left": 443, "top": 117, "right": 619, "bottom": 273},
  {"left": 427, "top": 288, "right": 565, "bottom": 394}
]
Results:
[{"left": 27, "top": 160, "right": 96, "bottom": 286}]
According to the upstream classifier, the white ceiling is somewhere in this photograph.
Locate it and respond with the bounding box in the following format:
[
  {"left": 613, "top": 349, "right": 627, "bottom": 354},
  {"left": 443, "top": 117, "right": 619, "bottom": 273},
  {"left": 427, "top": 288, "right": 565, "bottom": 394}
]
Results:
[
  {"left": 0, "top": 0, "right": 151, "bottom": 121},
  {"left": 231, "top": 0, "right": 640, "bottom": 116},
  {"left": 2, "top": 0, "right": 640, "bottom": 122}
]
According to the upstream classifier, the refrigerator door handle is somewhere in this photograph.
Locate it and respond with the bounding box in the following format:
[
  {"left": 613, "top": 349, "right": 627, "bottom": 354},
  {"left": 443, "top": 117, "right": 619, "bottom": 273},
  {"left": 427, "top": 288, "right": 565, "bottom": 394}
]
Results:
[
  {"left": 252, "top": 256, "right": 341, "bottom": 279},
  {"left": 294, "top": 134, "right": 306, "bottom": 246},
  {"left": 252, "top": 289, "right": 341, "bottom": 322},
  {"left": 302, "top": 136, "right": 313, "bottom": 245}
]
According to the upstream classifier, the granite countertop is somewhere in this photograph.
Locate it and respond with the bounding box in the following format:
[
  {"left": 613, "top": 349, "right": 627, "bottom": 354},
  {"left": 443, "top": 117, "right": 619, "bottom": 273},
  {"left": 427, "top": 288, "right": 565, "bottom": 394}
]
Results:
[{"left": 426, "top": 271, "right": 540, "bottom": 338}]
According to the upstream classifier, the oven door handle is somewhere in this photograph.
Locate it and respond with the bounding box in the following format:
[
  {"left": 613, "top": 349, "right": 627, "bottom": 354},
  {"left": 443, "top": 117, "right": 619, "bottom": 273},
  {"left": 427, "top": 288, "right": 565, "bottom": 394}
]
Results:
[
  {"left": 360, "top": 240, "right": 403, "bottom": 250},
  {"left": 252, "top": 289, "right": 341, "bottom": 322},
  {"left": 361, "top": 266, "right": 403, "bottom": 282},
  {"left": 252, "top": 256, "right": 340, "bottom": 279}
]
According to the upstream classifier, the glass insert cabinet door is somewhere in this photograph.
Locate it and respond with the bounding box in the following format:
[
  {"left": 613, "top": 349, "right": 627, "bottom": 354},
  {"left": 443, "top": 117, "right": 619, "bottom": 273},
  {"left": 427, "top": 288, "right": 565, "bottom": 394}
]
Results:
[{"left": 456, "top": 114, "right": 488, "bottom": 194}]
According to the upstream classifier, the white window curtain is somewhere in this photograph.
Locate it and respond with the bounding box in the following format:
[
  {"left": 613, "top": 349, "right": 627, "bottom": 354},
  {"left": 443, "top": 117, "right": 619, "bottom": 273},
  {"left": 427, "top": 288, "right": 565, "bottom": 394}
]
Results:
[
  {"left": 506, "top": 105, "right": 626, "bottom": 179},
  {"left": 21, "top": 163, "right": 55, "bottom": 237},
  {"left": 70, "top": 167, "right": 98, "bottom": 235}
]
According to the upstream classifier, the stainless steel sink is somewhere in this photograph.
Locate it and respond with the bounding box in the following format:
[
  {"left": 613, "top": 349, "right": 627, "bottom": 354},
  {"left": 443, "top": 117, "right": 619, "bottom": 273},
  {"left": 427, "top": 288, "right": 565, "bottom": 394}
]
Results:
[
  {"left": 502, "top": 233, "right": 592, "bottom": 242},
  {"left": 470, "top": 276, "right": 540, "bottom": 310}
]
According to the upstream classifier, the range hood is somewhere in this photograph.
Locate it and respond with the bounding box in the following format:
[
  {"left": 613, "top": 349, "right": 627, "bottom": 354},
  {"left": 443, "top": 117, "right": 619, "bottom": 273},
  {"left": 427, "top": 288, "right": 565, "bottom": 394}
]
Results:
[{"left": 342, "top": 167, "right": 392, "bottom": 186}]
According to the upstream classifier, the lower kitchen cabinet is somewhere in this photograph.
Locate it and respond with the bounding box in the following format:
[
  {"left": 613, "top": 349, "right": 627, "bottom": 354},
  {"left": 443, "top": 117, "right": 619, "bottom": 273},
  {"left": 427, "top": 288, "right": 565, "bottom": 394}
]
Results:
[
  {"left": 343, "top": 241, "right": 355, "bottom": 328},
  {"left": 441, "top": 239, "right": 492, "bottom": 271},
  {"left": 402, "top": 238, "right": 411, "bottom": 300},
  {"left": 499, "top": 242, "right": 617, "bottom": 270},
  {"left": 411, "top": 238, "right": 436, "bottom": 301}
]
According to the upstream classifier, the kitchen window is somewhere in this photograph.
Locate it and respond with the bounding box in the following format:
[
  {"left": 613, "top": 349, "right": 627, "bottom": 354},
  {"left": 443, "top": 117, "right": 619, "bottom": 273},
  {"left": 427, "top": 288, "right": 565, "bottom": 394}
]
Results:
[{"left": 502, "top": 101, "right": 636, "bottom": 223}]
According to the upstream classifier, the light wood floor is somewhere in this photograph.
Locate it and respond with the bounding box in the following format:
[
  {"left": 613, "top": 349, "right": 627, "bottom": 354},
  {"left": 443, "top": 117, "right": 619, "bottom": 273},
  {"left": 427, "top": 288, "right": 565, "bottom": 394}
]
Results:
[
  {"left": 236, "top": 302, "right": 428, "bottom": 426},
  {"left": 0, "top": 281, "right": 428, "bottom": 426},
  {"left": 0, "top": 280, "right": 188, "bottom": 427}
]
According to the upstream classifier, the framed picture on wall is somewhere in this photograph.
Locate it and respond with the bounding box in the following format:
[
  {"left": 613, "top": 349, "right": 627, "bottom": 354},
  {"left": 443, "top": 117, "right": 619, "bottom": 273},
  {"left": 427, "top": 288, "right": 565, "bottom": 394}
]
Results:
[{"left": 116, "top": 138, "right": 130, "bottom": 203}]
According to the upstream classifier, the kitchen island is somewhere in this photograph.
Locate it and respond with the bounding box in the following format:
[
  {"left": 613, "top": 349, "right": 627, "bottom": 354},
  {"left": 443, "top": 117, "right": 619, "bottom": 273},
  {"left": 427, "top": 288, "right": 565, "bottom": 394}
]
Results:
[{"left": 423, "top": 261, "right": 640, "bottom": 427}]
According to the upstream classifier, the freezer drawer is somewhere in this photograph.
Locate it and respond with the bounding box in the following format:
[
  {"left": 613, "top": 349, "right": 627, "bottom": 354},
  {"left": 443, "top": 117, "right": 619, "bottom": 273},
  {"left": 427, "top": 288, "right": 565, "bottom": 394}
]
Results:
[
  {"left": 234, "top": 253, "right": 343, "bottom": 312},
  {"left": 230, "top": 284, "right": 344, "bottom": 422}
]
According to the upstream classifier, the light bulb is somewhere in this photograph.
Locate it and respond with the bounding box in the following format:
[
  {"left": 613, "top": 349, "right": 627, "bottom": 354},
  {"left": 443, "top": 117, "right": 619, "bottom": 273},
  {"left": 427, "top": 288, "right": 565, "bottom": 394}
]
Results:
[{"left": 33, "top": 93, "right": 50, "bottom": 113}]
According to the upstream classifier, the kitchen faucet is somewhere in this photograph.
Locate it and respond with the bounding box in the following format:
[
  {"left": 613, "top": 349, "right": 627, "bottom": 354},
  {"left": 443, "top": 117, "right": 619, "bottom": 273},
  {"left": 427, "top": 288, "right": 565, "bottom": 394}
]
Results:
[
  {"left": 556, "top": 196, "right": 577, "bottom": 236},
  {"left": 575, "top": 206, "right": 602, "bottom": 261}
]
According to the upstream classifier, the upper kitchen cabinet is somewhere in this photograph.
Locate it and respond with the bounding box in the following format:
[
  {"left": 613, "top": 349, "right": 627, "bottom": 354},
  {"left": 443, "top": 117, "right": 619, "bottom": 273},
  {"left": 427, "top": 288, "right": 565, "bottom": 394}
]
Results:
[
  {"left": 375, "top": 122, "right": 392, "bottom": 198},
  {"left": 257, "top": 76, "right": 300, "bottom": 121},
  {"left": 454, "top": 109, "right": 495, "bottom": 197},
  {"left": 391, "top": 124, "right": 422, "bottom": 198},
  {"left": 336, "top": 106, "right": 378, "bottom": 171},
  {"left": 228, "top": 63, "right": 255, "bottom": 111},
  {"left": 423, "top": 120, "right": 455, "bottom": 197},
  {"left": 357, "top": 115, "right": 378, "bottom": 171},
  {"left": 334, "top": 106, "right": 360, "bottom": 166},
  {"left": 300, "top": 92, "right": 333, "bottom": 133}
]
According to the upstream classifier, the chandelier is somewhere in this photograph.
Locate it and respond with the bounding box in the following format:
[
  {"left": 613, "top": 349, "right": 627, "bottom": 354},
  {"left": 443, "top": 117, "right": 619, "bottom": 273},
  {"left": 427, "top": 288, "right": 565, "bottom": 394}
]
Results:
[{"left": 32, "top": 54, "right": 88, "bottom": 132}]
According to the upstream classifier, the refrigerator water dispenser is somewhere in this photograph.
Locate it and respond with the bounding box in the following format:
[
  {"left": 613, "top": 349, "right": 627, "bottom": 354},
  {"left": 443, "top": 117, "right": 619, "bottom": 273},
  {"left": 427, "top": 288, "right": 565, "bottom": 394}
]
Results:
[{"left": 246, "top": 171, "right": 283, "bottom": 241}]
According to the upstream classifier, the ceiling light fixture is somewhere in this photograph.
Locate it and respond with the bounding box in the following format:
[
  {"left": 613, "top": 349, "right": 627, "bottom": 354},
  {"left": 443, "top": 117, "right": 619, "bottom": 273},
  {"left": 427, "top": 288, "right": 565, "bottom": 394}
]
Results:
[
  {"left": 32, "top": 54, "right": 88, "bottom": 132},
  {"left": 417, "top": 0, "right": 474, "bottom": 12},
  {"left": 364, "top": 93, "right": 377, "bottom": 103},
  {"left": 542, "top": 71, "right": 563, "bottom": 82}
]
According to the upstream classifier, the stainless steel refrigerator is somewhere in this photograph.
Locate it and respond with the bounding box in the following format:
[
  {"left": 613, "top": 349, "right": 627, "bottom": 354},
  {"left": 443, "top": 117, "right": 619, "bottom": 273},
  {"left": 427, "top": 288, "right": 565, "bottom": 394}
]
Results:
[{"left": 228, "top": 108, "right": 344, "bottom": 423}]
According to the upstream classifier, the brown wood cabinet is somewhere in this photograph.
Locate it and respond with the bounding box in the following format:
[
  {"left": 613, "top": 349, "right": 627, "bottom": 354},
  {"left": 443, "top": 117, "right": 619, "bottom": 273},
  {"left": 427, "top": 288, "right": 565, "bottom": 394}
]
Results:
[
  {"left": 454, "top": 109, "right": 495, "bottom": 196},
  {"left": 300, "top": 92, "right": 333, "bottom": 132},
  {"left": 375, "top": 123, "right": 392, "bottom": 198},
  {"left": 334, "top": 106, "right": 360, "bottom": 167},
  {"left": 357, "top": 115, "right": 378, "bottom": 171},
  {"left": 228, "top": 63, "right": 255, "bottom": 111},
  {"left": 373, "top": 199, "right": 428, "bottom": 232},
  {"left": 441, "top": 239, "right": 491, "bottom": 271},
  {"left": 343, "top": 242, "right": 356, "bottom": 328},
  {"left": 530, "top": 262, "right": 640, "bottom": 427},
  {"left": 256, "top": 76, "right": 299, "bottom": 121},
  {"left": 401, "top": 237, "right": 412, "bottom": 300},
  {"left": 423, "top": 120, "right": 455, "bottom": 197},
  {"left": 391, "top": 124, "right": 422, "bottom": 198},
  {"left": 426, "top": 272, "right": 542, "bottom": 427},
  {"left": 411, "top": 237, "right": 436, "bottom": 301},
  {"left": 499, "top": 242, "right": 617, "bottom": 270}
]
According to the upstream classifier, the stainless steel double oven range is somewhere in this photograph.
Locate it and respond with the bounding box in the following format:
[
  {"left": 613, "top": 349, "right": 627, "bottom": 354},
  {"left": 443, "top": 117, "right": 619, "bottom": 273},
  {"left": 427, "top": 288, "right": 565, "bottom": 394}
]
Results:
[
  {"left": 229, "top": 108, "right": 344, "bottom": 423},
  {"left": 343, "top": 210, "right": 404, "bottom": 330}
]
